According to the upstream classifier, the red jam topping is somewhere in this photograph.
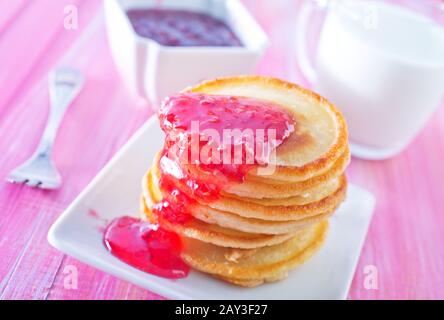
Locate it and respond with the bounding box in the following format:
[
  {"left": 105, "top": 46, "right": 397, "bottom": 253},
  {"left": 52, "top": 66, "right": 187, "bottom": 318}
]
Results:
[
  {"left": 127, "top": 9, "right": 242, "bottom": 47},
  {"left": 103, "top": 92, "right": 294, "bottom": 280},
  {"left": 159, "top": 93, "right": 294, "bottom": 178},
  {"left": 104, "top": 216, "right": 189, "bottom": 279},
  {"left": 156, "top": 93, "right": 295, "bottom": 223}
]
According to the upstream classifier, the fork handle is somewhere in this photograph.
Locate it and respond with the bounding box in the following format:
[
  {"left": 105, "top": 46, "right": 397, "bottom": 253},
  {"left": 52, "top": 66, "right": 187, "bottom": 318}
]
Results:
[{"left": 36, "top": 67, "right": 84, "bottom": 157}]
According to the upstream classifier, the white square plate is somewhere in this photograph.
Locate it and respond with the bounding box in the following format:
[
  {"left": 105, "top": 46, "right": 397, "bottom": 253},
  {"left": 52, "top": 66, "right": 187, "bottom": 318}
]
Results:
[{"left": 48, "top": 116, "right": 375, "bottom": 300}]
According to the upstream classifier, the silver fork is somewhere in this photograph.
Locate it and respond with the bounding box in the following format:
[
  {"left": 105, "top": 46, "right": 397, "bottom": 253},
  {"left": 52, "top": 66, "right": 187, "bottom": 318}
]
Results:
[{"left": 7, "top": 67, "right": 84, "bottom": 189}]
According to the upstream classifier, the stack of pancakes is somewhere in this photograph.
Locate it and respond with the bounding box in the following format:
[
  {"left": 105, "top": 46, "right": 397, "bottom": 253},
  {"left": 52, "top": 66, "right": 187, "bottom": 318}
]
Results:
[{"left": 141, "top": 76, "right": 349, "bottom": 287}]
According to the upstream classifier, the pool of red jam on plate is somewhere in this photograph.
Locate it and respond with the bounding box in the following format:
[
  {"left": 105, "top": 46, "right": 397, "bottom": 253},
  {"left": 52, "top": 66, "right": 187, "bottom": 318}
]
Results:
[
  {"left": 104, "top": 216, "right": 189, "bottom": 279},
  {"left": 126, "top": 9, "right": 242, "bottom": 47},
  {"left": 103, "top": 93, "right": 294, "bottom": 279}
]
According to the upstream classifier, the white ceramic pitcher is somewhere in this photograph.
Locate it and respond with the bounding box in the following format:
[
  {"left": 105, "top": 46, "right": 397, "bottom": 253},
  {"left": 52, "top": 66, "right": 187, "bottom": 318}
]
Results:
[{"left": 297, "top": 0, "right": 444, "bottom": 159}]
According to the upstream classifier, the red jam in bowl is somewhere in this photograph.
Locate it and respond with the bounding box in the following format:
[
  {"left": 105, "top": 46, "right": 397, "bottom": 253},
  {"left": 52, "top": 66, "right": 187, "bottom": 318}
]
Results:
[{"left": 126, "top": 9, "right": 242, "bottom": 47}]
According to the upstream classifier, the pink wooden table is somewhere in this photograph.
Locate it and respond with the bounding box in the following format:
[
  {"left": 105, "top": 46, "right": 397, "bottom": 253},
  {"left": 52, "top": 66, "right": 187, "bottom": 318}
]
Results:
[{"left": 1, "top": 0, "right": 443, "bottom": 300}]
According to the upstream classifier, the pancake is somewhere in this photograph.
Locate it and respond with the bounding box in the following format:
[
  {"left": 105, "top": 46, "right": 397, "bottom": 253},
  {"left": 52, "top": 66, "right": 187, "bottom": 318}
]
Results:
[
  {"left": 180, "top": 220, "right": 328, "bottom": 285},
  {"left": 137, "top": 76, "right": 349, "bottom": 287},
  {"left": 147, "top": 168, "right": 341, "bottom": 234},
  {"left": 184, "top": 76, "right": 348, "bottom": 171},
  {"left": 153, "top": 147, "right": 344, "bottom": 205},
  {"left": 208, "top": 176, "right": 347, "bottom": 221},
  {"left": 223, "top": 148, "right": 349, "bottom": 199},
  {"left": 150, "top": 162, "right": 347, "bottom": 221},
  {"left": 141, "top": 177, "right": 299, "bottom": 249},
  {"left": 222, "top": 175, "right": 341, "bottom": 206},
  {"left": 153, "top": 148, "right": 348, "bottom": 203},
  {"left": 245, "top": 147, "right": 350, "bottom": 185},
  {"left": 167, "top": 147, "right": 349, "bottom": 200},
  {"left": 214, "top": 277, "right": 265, "bottom": 287},
  {"left": 216, "top": 273, "right": 288, "bottom": 287},
  {"left": 187, "top": 204, "right": 335, "bottom": 234}
]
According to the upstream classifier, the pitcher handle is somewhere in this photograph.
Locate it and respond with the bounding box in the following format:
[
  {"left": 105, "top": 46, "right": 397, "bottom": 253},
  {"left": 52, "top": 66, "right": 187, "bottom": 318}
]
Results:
[{"left": 296, "top": 0, "right": 328, "bottom": 85}]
